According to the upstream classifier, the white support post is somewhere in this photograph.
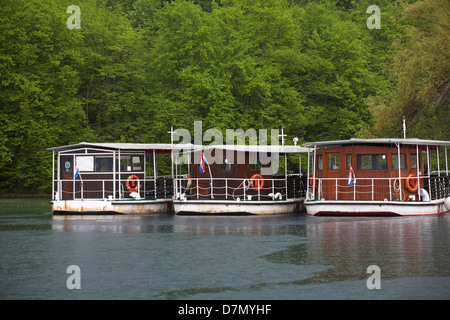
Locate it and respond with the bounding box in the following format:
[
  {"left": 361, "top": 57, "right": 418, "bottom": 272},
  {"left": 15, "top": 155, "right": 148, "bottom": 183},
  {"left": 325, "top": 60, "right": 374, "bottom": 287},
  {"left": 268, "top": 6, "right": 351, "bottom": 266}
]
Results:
[
  {"left": 417, "top": 144, "right": 421, "bottom": 201},
  {"left": 397, "top": 143, "right": 402, "bottom": 201},
  {"left": 113, "top": 151, "right": 116, "bottom": 199},
  {"left": 52, "top": 151, "right": 55, "bottom": 200}
]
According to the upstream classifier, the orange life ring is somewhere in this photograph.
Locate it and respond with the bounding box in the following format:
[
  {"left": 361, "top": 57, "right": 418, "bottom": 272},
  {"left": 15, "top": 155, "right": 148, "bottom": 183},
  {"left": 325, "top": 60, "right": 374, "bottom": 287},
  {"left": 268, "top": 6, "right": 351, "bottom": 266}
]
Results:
[
  {"left": 406, "top": 173, "right": 419, "bottom": 193},
  {"left": 126, "top": 175, "right": 140, "bottom": 192},
  {"left": 250, "top": 174, "right": 264, "bottom": 191}
]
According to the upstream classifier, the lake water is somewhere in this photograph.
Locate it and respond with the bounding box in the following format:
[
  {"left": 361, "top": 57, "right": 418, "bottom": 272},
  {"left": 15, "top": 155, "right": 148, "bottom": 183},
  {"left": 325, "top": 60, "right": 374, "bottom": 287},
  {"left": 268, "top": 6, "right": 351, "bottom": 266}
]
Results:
[{"left": 0, "top": 198, "right": 449, "bottom": 300}]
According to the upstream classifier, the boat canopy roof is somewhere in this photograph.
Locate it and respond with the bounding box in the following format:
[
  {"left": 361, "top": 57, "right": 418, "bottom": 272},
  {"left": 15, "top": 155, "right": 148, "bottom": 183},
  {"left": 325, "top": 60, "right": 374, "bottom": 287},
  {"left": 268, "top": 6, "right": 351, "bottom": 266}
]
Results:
[
  {"left": 46, "top": 142, "right": 195, "bottom": 153},
  {"left": 303, "top": 138, "right": 450, "bottom": 148},
  {"left": 47, "top": 142, "right": 309, "bottom": 154},
  {"left": 184, "top": 144, "right": 309, "bottom": 154}
]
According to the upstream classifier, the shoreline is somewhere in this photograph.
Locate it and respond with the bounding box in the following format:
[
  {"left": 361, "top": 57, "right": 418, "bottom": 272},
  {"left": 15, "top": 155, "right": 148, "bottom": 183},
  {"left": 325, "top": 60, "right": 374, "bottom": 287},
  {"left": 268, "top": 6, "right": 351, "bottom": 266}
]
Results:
[{"left": 0, "top": 194, "right": 51, "bottom": 199}]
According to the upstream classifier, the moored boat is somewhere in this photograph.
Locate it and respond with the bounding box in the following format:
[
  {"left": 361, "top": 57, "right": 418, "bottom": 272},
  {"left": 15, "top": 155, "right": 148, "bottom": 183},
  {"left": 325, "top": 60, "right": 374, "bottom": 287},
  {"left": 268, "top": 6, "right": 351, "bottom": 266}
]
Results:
[
  {"left": 302, "top": 138, "right": 450, "bottom": 216},
  {"left": 172, "top": 143, "right": 309, "bottom": 215},
  {"left": 47, "top": 142, "right": 190, "bottom": 215}
]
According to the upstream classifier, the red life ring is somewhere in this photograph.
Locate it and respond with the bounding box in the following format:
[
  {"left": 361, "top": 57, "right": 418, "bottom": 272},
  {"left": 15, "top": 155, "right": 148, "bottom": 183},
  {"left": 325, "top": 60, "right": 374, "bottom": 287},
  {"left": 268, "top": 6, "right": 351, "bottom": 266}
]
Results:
[
  {"left": 250, "top": 174, "right": 264, "bottom": 191},
  {"left": 406, "top": 173, "right": 419, "bottom": 193},
  {"left": 126, "top": 175, "right": 140, "bottom": 192}
]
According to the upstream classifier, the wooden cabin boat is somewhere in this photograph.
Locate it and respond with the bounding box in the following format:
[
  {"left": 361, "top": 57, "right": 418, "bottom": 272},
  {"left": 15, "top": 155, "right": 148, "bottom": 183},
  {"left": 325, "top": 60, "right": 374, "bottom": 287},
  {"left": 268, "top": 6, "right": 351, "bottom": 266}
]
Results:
[
  {"left": 47, "top": 142, "right": 190, "bottom": 215},
  {"left": 302, "top": 138, "right": 450, "bottom": 216},
  {"left": 172, "top": 144, "right": 309, "bottom": 215}
]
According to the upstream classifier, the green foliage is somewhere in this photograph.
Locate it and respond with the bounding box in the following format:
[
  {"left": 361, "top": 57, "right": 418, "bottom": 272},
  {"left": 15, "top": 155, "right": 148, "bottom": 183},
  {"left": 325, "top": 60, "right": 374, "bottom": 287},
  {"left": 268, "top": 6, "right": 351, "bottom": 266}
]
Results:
[{"left": 0, "top": 0, "right": 446, "bottom": 194}]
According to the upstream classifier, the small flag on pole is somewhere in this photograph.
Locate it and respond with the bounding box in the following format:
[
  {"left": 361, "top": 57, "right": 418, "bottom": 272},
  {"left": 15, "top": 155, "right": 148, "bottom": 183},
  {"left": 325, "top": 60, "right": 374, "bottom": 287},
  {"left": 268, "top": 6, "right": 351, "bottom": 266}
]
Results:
[
  {"left": 348, "top": 165, "right": 354, "bottom": 186},
  {"left": 74, "top": 160, "right": 79, "bottom": 178},
  {"left": 199, "top": 154, "right": 206, "bottom": 174}
]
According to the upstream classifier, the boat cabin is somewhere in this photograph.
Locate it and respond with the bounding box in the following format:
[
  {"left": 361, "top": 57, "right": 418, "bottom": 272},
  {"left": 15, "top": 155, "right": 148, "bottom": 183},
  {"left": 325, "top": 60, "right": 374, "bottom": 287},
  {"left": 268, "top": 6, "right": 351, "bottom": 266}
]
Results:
[
  {"left": 47, "top": 142, "right": 181, "bottom": 202},
  {"left": 304, "top": 138, "right": 450, "bottom": 202},
  {"left": 174, "top": 144, "right": 309, "bottom": 202}
]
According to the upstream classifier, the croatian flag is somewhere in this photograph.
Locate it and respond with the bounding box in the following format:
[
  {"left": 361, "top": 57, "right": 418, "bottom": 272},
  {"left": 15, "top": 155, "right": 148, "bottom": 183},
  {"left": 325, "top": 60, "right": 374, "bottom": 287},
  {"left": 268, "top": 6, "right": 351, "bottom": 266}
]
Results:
[
  {"left": 348, "top": 165, "right": 353, "bottom": 186},
  {"left": 199, "top": 154, "right": 206, "bottom": 174},
  {"left": 74, "top": 160, "right": 79, "bottom": 178}
]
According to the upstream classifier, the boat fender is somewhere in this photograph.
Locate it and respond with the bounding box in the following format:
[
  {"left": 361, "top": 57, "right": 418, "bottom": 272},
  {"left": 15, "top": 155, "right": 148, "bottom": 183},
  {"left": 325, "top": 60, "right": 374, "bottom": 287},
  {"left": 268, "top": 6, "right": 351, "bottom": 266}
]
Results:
[
  {"left": 129, "top": 191, "right": 141, "bottom": 200},
  {"left": 419, "top": 188, "right": 430, "bottom": 202},
  {"left": 310, "top": 174, "right": 314, "bottom": 186},
  {"left": 126, "top": 175, "right": 140, "bottom": 192},
  {"left": 444, "top": 197, "right": 450, "bottom": 211},
  {"left": 406, "top": 174, "right": 419, "bottom": 193}
]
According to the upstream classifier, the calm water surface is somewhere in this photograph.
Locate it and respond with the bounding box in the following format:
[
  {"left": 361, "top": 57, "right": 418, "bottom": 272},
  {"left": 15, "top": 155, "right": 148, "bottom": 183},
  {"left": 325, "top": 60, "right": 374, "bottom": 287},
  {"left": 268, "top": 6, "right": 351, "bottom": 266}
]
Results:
[{"left": 0, "top": 199, "right": 449, "bottom": 300}]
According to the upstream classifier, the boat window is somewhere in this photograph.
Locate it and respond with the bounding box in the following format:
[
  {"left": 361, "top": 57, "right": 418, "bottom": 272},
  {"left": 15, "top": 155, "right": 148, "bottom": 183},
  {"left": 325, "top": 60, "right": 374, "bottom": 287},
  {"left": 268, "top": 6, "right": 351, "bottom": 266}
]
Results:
[
  {"left": 118, "top": 156, "right": 132, "bottom": 171},
  {"left": 250, "top": 160, "right": 261, "bottom": 171},
  {"left": 95, "top": 156, "right": 113, "bottom": 171},
  {"left": 223, "top": 158, "right": 232, "bottom": 172},
  {"left": 317, "top": 155, "right": 323, "bottom": 170},
  {"left": 411, "top": 154, "right": 419, "bottom": 169},
  {"left": 357, "top": 154, "right": 387, "bottom": 170},
  {"left": 132, "top": 156, "right": 142, "bottom": 171},
  {"left": 328, "top": 154, "right": 339, "bottom": 170},
  {"left": 117, "top": 155, "right": 143, "bottom": 172},
  {"left": 76, "top": 156, "right": 94, "bottom": 172},
  {"left": 391, "top": 154, "right": 406, "bottom": 170},
  {"left": 346, "top": 154, "right": 352, "bottom": 170}
]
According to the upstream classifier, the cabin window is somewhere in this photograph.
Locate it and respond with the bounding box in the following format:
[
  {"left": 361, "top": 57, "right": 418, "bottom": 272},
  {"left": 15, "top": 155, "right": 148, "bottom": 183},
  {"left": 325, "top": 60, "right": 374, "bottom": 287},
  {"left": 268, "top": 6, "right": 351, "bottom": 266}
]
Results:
[
  {"left": 391, "top": 154, "right": 406, "bottom": 170},
  {"left": 117, "top": 155, "right": 143, "bottom": 171},
  {"left": 132, "top": 156, "right": 142, "bottom": 171},
  {"left": 328, "top": 154, "right": 339, "bottom": 170},
  {"left": 411, "top": 154, "right": 419, "bottom": 169},
  {"left": 250, "top": 160, "right": 261, "bottom": 171},
  {"left": 95, "top": 156, "right": 113, "bottom": 171},
  {"left": 223, "top": 158, "right": 232, "bottom": 172},
  {"left": 317, "top": 155, "right": 323, "bottom": 170},
  {"left": 118, "top": 156, "right": 132, "bottom": 171},
  {"left": 357, "top": 154, "right": 387, "bottom": 170},
  {"left": 76, "top": 156, "right": 94, "bottom": 172},
  {"left": 346, "top": 154, "right": 352, "bottom": 170}
]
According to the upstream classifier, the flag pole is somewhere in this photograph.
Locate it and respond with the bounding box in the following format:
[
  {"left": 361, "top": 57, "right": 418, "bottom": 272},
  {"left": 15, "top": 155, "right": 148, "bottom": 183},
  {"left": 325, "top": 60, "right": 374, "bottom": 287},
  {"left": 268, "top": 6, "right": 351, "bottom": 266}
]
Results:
[{"left": 204, "top": 154, "right": 214, "bottom": 199}]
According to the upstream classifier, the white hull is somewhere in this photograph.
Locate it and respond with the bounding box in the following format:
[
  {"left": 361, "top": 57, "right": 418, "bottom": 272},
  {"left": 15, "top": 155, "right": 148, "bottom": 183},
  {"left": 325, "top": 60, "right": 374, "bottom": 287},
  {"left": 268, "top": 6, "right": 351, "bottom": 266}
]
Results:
[
  {"left": 305, "top": 199, "right": 449, "bottom": 217},
  {"left": 52, "top": 199, "right": 172, "bottom": 215},
  {"left": 173, "top": 199, "right": 304, "bottom": 215}
]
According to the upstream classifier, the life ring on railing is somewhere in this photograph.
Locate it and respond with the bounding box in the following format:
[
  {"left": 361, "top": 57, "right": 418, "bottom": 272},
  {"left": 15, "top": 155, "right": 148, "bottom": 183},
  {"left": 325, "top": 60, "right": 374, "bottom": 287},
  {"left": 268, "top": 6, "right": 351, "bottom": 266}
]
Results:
[
  {"left": 186, "top": 174, "right": 192, "bottom": 191},
  {"left": 406, "top": 174, "right": 419, "bottom": 193},
  {"left": 250, "top": 174, "right": 264, "bottom": 191},
  {"left": 126, "top": 175, "right": 140, "bottom": 192}
]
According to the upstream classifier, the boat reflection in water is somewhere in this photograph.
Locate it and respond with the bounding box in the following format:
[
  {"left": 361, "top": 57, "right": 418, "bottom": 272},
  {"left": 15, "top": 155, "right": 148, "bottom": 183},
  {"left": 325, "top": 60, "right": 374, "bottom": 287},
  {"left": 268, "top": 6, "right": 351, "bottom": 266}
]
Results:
[{"left": 51, "top": 213, "right": 450, "bottom": 298}]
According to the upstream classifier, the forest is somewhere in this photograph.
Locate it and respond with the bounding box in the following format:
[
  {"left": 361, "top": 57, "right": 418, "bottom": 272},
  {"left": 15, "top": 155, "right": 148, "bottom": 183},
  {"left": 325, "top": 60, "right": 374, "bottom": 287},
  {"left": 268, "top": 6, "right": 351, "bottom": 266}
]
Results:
[{"left": 0, "top": 0, "right": 449, "bottom": 194}]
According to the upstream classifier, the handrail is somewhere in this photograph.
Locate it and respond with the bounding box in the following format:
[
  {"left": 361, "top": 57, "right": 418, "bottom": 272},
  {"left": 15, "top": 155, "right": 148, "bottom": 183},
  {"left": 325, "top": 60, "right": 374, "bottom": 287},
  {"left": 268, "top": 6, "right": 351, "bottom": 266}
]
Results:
[
  {"left": 174, "top": 176, "right": 306, "bottom": 201},
  {"left": 307, "top": 175, "right": 450, "bottom": 202},
  {"left": 56, "top": 176, "right": 174, "bottom": 201}
]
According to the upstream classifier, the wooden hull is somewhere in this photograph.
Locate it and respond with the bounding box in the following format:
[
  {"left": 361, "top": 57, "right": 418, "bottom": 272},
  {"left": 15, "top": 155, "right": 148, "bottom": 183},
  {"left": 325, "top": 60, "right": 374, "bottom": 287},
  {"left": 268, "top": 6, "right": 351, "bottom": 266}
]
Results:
[
  {"left": 173, "top": 199, "right": 304, "bottom": 215},
  {"left": 52, "top": 199, "right": 173, "bottom": 215},
  {"left": 304, "top": 199, "right": 449, "bottom": 217}
]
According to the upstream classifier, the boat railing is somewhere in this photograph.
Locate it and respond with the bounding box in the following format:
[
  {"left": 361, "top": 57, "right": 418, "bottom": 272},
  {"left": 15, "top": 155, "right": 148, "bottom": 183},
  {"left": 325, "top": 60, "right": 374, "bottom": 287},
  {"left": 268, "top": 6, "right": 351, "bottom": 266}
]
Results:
[
  {"left": 307, "top": 175, "right": 450, "bottom": 202},
  {"left": 55, "top": 176, "right": 174, "bottom": 201},
  {"left": 173, "top": 176, "right": 306, "bottom": 201}
]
